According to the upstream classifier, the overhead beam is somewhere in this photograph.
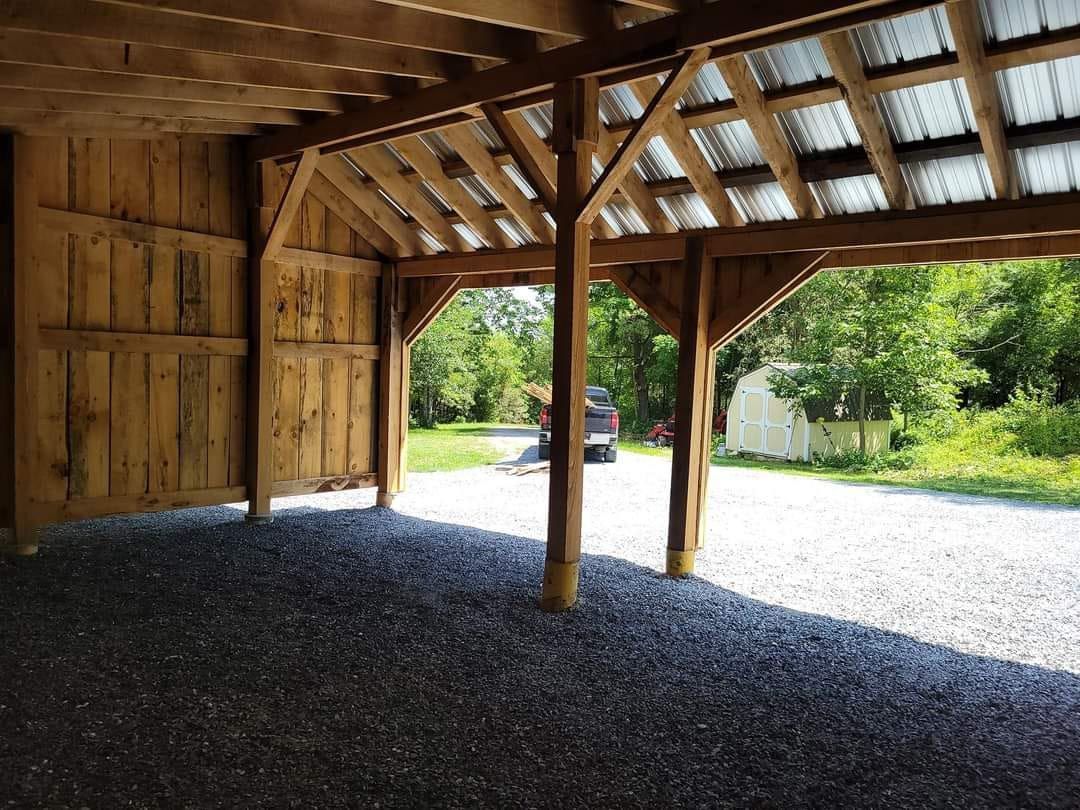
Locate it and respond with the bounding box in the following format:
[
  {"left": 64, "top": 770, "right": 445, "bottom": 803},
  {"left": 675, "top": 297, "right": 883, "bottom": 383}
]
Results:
[
  {"left": 0, "top": 29, "right": 408, "bottom": 98},
  {"left": 820, "top": 29, "right": 913, "bottom": 209},
  {"left": 946, "top": 0, "right": 1018, "bottom": 200},
  {"left": 0, "top": 0, "right": 468, "bottom": 80},
  {"left": 482, "top": 103, "right": 557, "bottom": 213},
  {"left": 579, "top": 47, "right": 710, "bottom": 223},
  {"left": 368, "top": 0, "right": 612, "bottom": 38},
  {"left": 249, "top": 1, "right": 931, "bottom": 161},
  {"left": 718, "top": 55, "right": 822, "bottom": 219},
  {"left": 94, "top": 0, "right": 535, "bottom": 60}
]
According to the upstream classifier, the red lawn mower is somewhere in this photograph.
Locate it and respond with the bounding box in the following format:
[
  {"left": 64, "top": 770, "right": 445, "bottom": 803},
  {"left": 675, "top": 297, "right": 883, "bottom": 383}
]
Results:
[{"left": 643, "top": 410, "right": 726, "bottom": 448}]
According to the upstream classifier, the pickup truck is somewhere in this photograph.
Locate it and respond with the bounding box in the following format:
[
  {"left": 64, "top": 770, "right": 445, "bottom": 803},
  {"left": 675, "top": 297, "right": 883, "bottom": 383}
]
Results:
[{"left": 537, "top": 386, "right": 619, "bottom": 463}]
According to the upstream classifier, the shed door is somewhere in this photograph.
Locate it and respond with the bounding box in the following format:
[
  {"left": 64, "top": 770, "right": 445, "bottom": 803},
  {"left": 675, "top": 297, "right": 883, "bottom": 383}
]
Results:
[{"left": 738, "top": 386, "right": 792, "bottom": 458}]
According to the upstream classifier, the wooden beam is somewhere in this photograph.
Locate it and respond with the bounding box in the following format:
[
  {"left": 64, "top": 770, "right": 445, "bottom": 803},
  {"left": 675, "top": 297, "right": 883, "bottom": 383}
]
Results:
[
  {"left": 391, "top": 136, "right": 514, "bottom": 249},
  {"left": 718, "top": 55, "right": 822, "bottom": 219},
  {"left": 542, "top": 76, "right": 598, "bottom": 613},
  {"left": 38, "top": 328, "right": 248, "bottom": 356},
  {"left": 270, "top": 473, "right": 377, "bottom": 498},
  {"left": 441, "top": 125, "right": 555, "bottom": 243},
  {"left": 5, "top": 135, "right": 38, "bottom": 552},
  {"left": 609, "top": 264, "right": 681, "bottom": 337},
  {"left": 0, "top": 29, "right": 406, "bottom": 99},
  {"left": 666, "top": 237, "right": 712, "bottom": 576},
  {"left": 0, "top": 87, "right": 304, "bottom": 126},
  {"left": 305, "top": 170, "right": 391, "bottom": 259},
  {"left": 377, "top": 264, "right": 407, "bottom": 505},
  {"left": 245, "top": 160, "right": 276, "bottom": 521},
  {"left": 820, "top": 30, "right": 913, "bottom": 209},
  {"left": 317, "top": 157, "right": 427, "bottom": 257},
  {"left": 275, "top": 248, "right": 382, "bottom": 276},
  {"left": 709, "top": 252, "right": 830, "bottom": 348},
  {"left": 580, "top": 47, "right": 710, "bottom": 224},
  {"left": 0, "top": 0, "right": 469, "bottom": 80},
  {"left": 823, "top": 235, "right": 1080, "bottom": 268},
  {"left": 0, "top": 108, "right": 262, "bottom": 137},
  {"left": 38, "top": 207, "right": 247, "bottom": 257},
  {"left": 369, "top": 0, "right": 611, "bottom": 38},
  {"left": 349, "top": 146, "right": 468, "bottom": 252},
  {"left": 95, "top": 0, "right": 535, "bottom": 60},
  {"left": 272, "top": 341, "right": 381, "bottom": 360},
  {"left": 32, "top": 486, "right": 247, "bottom": 525},
  {"left": 263, "top": 149, "right": 319, "bottom": 262},
  {"left": 482, "top": 103, "right": 557, "bottom": 213},
  {"left": 627, "top": 80, "right": 743, "bottom": 226},
  {"left": 946, "top": 0, "right": 1018, "bottom": 200},
  {"left": 249, "top": 1, "right": 924, "bottom": 161},
  {"left": 403, "top": 276, "right": 463, "bottom": 345},
  {"left": 596, "top": 125, "right": 678, "bottom": 233}
]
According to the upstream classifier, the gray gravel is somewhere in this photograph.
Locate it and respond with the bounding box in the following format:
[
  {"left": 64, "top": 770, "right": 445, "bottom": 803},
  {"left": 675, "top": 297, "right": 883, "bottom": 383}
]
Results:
[{"left": 1, "top": 432, "right": 1078, "bottom": 807}]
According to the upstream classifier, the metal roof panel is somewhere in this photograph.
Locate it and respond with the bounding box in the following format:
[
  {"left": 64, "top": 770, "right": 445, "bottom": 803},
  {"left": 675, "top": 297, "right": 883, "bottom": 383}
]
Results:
[
  {"left": 877, "top": 79, "right": 976, "bottom": 142},
  {"left": 981, "top": 0, "right": 1080, "bottom": 41},
  {"left": 850, "top": 7, "right": 953, "bottom": 68},
  {"left": 902, "top": 154, "right": 994, "bottom": 205},
  {"left": 1013, "top": 141, "right": 1080, "bottom": 194},
  {"left": 997, "top": 55, "right": 1080, "bottom": 126}
]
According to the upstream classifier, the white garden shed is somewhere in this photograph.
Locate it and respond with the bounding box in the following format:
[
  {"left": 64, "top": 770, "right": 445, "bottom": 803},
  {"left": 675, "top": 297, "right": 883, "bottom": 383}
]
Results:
[{"left": 725, "top": 364, "right": 892, "bottom": 462}]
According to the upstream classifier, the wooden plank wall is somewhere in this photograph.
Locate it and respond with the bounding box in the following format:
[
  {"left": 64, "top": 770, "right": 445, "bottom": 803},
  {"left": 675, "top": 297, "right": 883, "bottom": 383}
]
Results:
[
  {"left": 11, "top": 135, "right": 381, "bottom": 527},
  {"left": 0, "top": 135, "right": 12, "bottom": 530}
]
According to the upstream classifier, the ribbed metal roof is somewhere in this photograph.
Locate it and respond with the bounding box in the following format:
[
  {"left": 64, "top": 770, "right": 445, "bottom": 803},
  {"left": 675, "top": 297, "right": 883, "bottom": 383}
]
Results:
[
  {"left": 877, "top": 79, "right": 976, "bottom": 142},
  {"left": 658, "top": 193, "right": 719, "bottom": 230},
  {"left": 777, "top": 101, "right": 861, "bottom": 155},
  {"left": 903, "top": 154, "right": 994, "bottom": 205},
  {"left": 1014, "top": 142, "right": 1080, "bottom": 195},
  {"left": 727, "top": 183, "right": 798, "bottom": 223},
  {"left": 982, "top": 0, "right": 1080, "bottom": 41},
  {"left": 747, "top": 39, "right": 832, "bottom": 90},
  {"left": 997, "top": 56, "right": 1080, "bottom": 125},
  {"left": 851, "top": 6, "right": 953, "bottom": 67},
  {"left": 811, "top": 175, "right": 889, "bottom": 216}
]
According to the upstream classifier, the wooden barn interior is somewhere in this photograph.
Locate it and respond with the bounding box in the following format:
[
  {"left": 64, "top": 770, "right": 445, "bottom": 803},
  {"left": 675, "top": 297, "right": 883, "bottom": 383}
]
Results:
[{"left": 2, "top": 0, "right": 1079, "bottom": 611}]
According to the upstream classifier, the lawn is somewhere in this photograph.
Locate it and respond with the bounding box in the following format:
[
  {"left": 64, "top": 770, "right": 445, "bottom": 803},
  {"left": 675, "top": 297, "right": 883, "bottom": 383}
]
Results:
[
  {"left": 621, "top": 430, "right": 1080, "bottom": 507},
  {"left": 407, "top": 422, "right": 511, "bottom": 472}
]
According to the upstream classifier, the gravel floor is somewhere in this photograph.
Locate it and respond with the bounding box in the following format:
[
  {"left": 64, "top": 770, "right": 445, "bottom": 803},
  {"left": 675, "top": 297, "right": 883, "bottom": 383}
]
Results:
[{"left": 2, "top": 431, "right": 1078, "bottom": 807}]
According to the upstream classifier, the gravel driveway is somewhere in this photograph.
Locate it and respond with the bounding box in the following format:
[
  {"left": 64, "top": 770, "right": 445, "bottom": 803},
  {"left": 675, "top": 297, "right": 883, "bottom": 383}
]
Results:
[{"left": 2, "top": 427, "right": 1077, "bottom": 807}]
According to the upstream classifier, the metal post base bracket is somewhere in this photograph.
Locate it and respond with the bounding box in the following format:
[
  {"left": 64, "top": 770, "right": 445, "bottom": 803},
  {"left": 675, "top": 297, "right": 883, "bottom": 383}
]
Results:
[
  {"left": 2, "top": 543, "right": 39, "bottom": 556},
  {"left": 244, "top": 512, "right": 274, "bottom": 526},
  {"left": 375, "top": 491, "right": 395, "bottom": 508},
  {"left": 540, "top": 559, "right": 580, "bottom": 612},
  {"left": 666, "top": 548, "right": 695, "bottom": 577}
]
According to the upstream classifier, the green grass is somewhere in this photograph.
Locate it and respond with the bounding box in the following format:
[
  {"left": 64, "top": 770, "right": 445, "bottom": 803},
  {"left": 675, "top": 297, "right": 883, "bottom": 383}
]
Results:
[
  {"left": 621, "top": 425, "right": 1080, "bottom": 507},
  {"left": 407, "top": 422, "right": 508, "bottom": 472}
]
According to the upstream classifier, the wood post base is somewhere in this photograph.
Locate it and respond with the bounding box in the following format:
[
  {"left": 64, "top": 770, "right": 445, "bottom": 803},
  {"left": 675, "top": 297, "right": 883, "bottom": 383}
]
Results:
[
  {"left": 666, "top": 548, "right": 695, "bottom": 577},
  {"left": 539, "top": 559, "right": 579, "bottom": 612},
  {"left": 375, "top": 491, "right": 395, "bottom": 508},
  {"left": 244, "top": 512, "right": 273, "bottom": 525},
  {"left": 2, "top": 528, "right": 39, "bottom": 556}
]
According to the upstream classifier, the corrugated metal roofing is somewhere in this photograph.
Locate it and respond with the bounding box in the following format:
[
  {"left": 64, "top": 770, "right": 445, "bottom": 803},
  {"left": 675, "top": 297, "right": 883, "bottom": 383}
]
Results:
[
  {"left": 1014, "top": 142, "right": 1080, "bottom": 194},
  {"left": 600, "top": 201, "right": 650, "bottom": 235},
  {"left": 633, "top": 136, "right": 683, "bottom": 182},
  {"left": 746, "top": 39, "right": 832, "bottom": 91},
  {"left": 494, "top": 216, "right": 536, "bottom": 247},
  {"left": 452, "top": 222, "right": 486, "bottom": 250},
  {"left": 810, "top": 175, "right": 889, "bottom": 215},
  {"left": 777, "top": 101, "right": 861, "bottom": 155},
  {"left": 657, "top": 193, "right": 720, "bottom": 229},
  {"left": 457, "top": 175, "right": 501, "bottom": 208},
  {"left": 996, "top": 55, "right": 1080, "bottom": 125},
  {"left": 420, "top": 132, "right": 458, "bottom": 161},
  {"left": 678, "top": 62, "right": 732, "bottom": 108},
  {"left": 501, "top": 163, "right": 537, "bottom": 199},
  {"left": 876, "top": 79, "right": 976, "bottom": 142},
  {"left": 981, "top": 0, "right": 1080, "bottom": 41},
  {"left": 599, "top": 85, "right": 641, "bottom": 127},
  {"left": 519, "top": 105, "right": 553, "bottom": 140},
  {"left": 727, "top": 183, "right": 798, "bottom": 223},
  {"left": 417, "top": 181, "right": 451, "bottom": 215},
  {"left": 416, "top": 228, "right": 443, "bottom": 253},
  {"left": 691, "top": 120, "right": 765, "bottom": 169},
  {"left": 902, "top": 154, "right": 994, "bottom": 205},
  {"left": 851, "top": 7, "right": 953, "bottom": 68}
]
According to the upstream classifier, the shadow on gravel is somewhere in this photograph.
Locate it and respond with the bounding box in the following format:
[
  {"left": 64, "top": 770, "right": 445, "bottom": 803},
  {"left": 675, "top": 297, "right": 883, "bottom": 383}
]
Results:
[{"left": 2, "top": 506, "right": 1077, "bottom": 808}]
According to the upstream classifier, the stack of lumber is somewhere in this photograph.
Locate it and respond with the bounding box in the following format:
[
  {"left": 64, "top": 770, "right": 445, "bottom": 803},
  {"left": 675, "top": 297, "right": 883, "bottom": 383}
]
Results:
[{"left": 523, "top": 383, "right": 595, "bottom": 408}]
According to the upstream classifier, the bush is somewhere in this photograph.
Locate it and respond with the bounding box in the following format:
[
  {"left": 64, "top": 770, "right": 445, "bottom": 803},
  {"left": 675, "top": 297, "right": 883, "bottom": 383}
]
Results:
[
  {"left": 1000, "top": 395, "right": 1080, "bottom": 457},
  {"left": 814, "top": 447, "right": 916, "bottom": 473}
]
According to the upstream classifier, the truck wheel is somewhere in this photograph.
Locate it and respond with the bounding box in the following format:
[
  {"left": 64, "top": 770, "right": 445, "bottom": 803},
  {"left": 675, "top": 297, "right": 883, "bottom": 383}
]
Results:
[
  {"left": 605, "top": 447, "right": 617, "bottom": 463},
  {"left": 537, "top": 443, "right": 550, "bottom": 460}
]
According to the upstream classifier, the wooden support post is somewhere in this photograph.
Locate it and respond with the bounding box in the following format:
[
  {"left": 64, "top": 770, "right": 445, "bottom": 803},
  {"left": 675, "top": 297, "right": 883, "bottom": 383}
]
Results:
[
  {"left": 695, "top": 347, "right": 717, "bottom": 552},
  {"left": 667, "top": 237, "right": 713, "bottom": 576},
  {"left": 3, "top": 135, "right": 39, "bottom": 554},
  {"left": 542, "top": 76, "right": 598, "bottom": 612},
  {"left": 377, "top": 263, "right": 407, "bottom": 507},
  {"left": 245, "top": 159, "right": 276, "bottom": 523}
]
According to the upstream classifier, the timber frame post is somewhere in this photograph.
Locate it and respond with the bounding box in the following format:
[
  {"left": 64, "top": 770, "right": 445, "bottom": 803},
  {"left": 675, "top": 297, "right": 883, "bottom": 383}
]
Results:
[
  {"left": 2, "top": 134, "right": 39, "bottom": 554},
  {"left": 666, "top": 237, "right": 713, "bottom": 575},
  {"left": 541, "top": 76, "right": 598, "bottom": 612},
  {"left": 377, "top": 263, "right": 407, "bottom": 507},
  {"left": 245, "top": 149, "right": 319, "bottom": 523}
]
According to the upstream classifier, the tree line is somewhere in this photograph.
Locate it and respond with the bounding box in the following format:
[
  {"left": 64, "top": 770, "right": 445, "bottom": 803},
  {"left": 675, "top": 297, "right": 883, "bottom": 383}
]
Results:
[{"left": 409, "top": 260, "right": 1080, "bottom": 433}]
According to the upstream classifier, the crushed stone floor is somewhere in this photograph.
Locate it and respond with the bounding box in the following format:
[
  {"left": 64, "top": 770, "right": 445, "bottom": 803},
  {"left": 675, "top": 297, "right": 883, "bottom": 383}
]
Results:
[{"left": 2, "top": 495, "right": 1078, "bottom": 808}]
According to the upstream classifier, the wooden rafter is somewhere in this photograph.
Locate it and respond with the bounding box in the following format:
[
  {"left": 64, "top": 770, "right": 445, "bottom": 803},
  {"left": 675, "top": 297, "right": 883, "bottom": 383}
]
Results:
[
  {"left": 946, "top": 0, "right": 1018, "bottom": 200},
  {"left": 370, "top": 0, "right": 612, "bottom": 38},
  {"left": 262, "top": 149, "right": 319, "bottom": 261},
  {"left": 627, "top": 81, "right": 743, "bottom": 227},
  {"left": 304, "top": 170, "right": 385, "bottom": 259},
  {"left": 403, "top": 275, "right": 463, "bottom": 345},
  {"left": 95, "top": 0, "right": 536, "bottom": 60},
  {"left": 482, "top": 103, "right": 557, "bottom": 212},
  {"left": 440, "top": 125, "right": 554, "bottom": 243},
  {"left": 718, "top": 54, "right": 822, "bottom": 219},
  {"left": 820, "top": 30, "right": 913, "bottom": 210},
  {"left": 580, "top": 48, "right": 710, "bottom": 224},
  {"left": 349, "top": 146, "right": 468, "bottom": 252},
  {"left": 596, "top": 126, "right": 678, "bottom": 233},
  {"left": 0, "top": 0, "right": 468, "bottom": 80},
  {"left": 391, "top": 137, "right": 514, "bottom": 249},
  {"left": 317, "top": 157, "right": 428, "bottom": 257}
]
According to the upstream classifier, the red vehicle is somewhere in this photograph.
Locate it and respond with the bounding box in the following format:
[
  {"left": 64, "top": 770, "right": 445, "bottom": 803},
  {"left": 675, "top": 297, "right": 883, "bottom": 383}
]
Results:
[{"left": 645, "top": 410, "right": 726, "bottom": 447}]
